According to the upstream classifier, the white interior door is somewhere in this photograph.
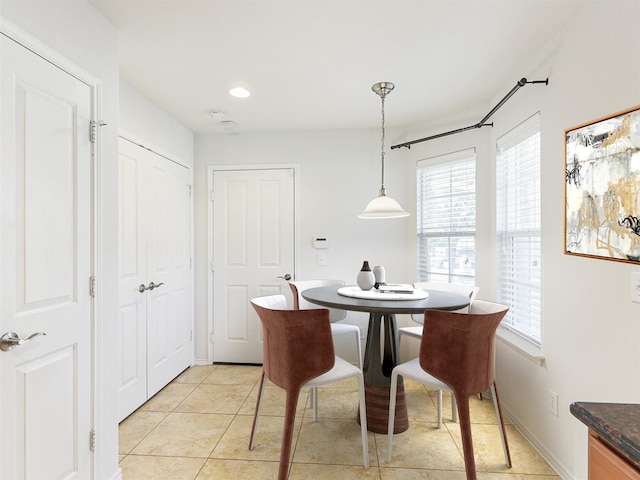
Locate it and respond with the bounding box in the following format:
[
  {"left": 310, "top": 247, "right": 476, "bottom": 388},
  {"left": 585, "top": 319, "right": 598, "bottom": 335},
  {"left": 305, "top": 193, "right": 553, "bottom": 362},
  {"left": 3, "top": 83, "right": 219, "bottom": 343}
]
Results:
[
  {"left": 118, "top": 139, "right": 149, "bottom": 420},
  {"left": 0, "top": 35, "right": 94, "bottom": 479},
  {"left": 145, "top": 148, "right": 192, "bottom": 396},
  {"left": 212, "top": 168, "right": 295, "bottom": 364},
  {"left": 118, "top": 138, "right": 193, "bottom": 421}
]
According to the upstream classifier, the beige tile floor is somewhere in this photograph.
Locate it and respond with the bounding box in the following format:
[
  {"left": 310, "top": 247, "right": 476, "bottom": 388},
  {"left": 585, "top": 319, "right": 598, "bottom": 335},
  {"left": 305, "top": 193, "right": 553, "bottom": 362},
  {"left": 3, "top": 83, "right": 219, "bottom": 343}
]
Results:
[{"left": 119, "top": 364, "right": 560, "bottom": 479}]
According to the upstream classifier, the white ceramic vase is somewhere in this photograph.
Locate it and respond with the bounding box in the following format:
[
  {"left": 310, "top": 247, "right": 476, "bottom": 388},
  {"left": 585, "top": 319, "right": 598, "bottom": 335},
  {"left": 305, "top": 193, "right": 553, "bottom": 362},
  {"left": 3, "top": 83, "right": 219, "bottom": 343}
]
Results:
[
  {"left": 357, "top": 261, "right": 375, "bottom": 290},
  {"left": 373, "top": 265, "right": 386, "bottom": 285}
]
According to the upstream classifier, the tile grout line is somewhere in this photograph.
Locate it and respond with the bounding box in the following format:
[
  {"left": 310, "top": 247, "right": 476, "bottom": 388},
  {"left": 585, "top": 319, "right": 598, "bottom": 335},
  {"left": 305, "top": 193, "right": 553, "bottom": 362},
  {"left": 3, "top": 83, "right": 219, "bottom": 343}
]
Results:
[{"left": 119, "top": 365, "right": 561, "bottom": 478}]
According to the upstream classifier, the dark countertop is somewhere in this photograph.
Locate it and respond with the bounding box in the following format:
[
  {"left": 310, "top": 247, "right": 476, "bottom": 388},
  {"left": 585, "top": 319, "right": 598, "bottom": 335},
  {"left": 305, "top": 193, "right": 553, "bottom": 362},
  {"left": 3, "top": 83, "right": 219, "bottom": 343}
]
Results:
[{"left": 570, "top": 402, "right": 640, "bottom": 469}]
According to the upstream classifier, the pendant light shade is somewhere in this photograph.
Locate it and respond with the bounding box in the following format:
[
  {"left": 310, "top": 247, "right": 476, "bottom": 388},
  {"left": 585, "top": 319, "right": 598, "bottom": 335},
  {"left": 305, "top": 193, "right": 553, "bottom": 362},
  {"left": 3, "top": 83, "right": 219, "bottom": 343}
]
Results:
[
  {"left": 359, "top": 191, "right": 410, "bottom": 218},
  {"left": 358, "top": 82, "right": 409, "bottom": 219}
]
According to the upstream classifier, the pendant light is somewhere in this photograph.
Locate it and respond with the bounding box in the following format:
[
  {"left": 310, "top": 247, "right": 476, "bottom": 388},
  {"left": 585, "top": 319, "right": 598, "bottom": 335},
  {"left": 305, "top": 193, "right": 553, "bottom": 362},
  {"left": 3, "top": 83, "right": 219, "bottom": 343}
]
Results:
[{"left": 358, "top": 82, "right": 409, "bottom": 219}]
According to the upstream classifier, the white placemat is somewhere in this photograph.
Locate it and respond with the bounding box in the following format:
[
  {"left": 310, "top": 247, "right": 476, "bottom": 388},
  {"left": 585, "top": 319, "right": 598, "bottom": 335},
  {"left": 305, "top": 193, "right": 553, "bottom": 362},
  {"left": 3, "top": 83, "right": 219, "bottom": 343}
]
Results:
[{"left": 337, "top": 286, "right": 429, "bottom": 301}]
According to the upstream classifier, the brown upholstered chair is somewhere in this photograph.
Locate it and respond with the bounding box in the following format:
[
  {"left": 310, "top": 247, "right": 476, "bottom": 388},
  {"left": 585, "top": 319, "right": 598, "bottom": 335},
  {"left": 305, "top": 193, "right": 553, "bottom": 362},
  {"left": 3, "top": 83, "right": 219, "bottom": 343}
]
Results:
[
  {"left": 398, "top": 281, "right": 480, "bottom": 426},
  {"left": 249, "top": 294, "right": 369, "bottom": 480},
  {"left": 289, "top": 279, "right": 363, "bottom": 421},
  {"left": 289, "top": 279, "right": 362, "bottom": 369},
  {"left": 387, "top": 300, "right": 511, "bottom": 480}
]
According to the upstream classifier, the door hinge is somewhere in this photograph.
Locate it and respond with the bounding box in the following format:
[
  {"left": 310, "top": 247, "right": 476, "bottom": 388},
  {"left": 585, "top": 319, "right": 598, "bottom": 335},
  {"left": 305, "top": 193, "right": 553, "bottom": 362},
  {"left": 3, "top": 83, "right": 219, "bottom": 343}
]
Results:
[
  {"left": 188, "top": 184, "right": 193, "bottom": 197},
  {"left": 89, "top": 120, "right": 107, "bottom": 144},
  {"left": 210, "top": 333, "right": 215, "bottom": 343},
  {"left": 210, "top": 261, "right": 214, "bottom": 272},
  {"left": 89, "top": 429, "right": 96, "bottom": 451},
  {"left": 190, "top": 330, "right": 193, "bottom": 341},
  {"left": 89, "top": 276, "right": 96, "bottom": 297},
  {"left": 210, "top": 190, "right": 215, "bottom": 201}
]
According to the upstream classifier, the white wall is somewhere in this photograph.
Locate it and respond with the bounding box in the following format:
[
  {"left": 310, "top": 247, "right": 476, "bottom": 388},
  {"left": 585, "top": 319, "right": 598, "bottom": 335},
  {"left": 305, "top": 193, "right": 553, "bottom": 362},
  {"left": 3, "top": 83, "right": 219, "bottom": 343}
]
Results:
[
  {"left": 193, "top": 129, "right": 415, "bottom": 363},
  {"left": 519, "top": 2, "right": 640, "bottom": 477},
  {"left": 400, "top": 1, "right": 640, "bottom": 478},
  {"left": 119, "top": 80, "right": 194, "bottom": 166},
  {"left": 1, "top": 1, "right": 121, "bottom": 478}
]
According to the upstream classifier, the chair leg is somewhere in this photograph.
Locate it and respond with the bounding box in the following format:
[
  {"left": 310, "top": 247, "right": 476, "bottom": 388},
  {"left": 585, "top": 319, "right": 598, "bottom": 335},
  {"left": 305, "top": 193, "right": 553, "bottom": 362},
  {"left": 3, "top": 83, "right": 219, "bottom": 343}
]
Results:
[
  {"left": 452, "top": 394, "right": 458, "bottom": 423},
  {"left": 249, "top": 371, "right": 267, "bottom": 450},
  {"left": 311, "top": 387, "right": 318, "bottom": 422},
  {"left": 386, "top": 369, "right": 399, "bottom": 463},
  {"left": 356, "top": 373, "right": 370, "bottom": 468},
  {"left": 490, "top": 382, "right": 512, "bottom": 468},
  {"left": 353, "top": 329, "right": 363, "bottom": 370},
  {"left": 277, "top": 390, "right": 300, "bottom": 480},
  {"left": 436, "top": 389, "right": 443, "bottom": 428},
  {"left": 455, "top": 393, "right": 477, "bottom": 480}
]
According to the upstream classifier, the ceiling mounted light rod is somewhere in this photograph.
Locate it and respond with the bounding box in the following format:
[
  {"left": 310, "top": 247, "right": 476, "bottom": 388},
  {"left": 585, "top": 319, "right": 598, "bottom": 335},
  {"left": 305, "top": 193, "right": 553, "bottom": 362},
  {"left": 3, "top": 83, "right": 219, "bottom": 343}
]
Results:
[
  {"left": 375, "top": 82, "right": 392, "bottom": 196},
  {"left": 358, "top": 82, "right": 410, "bottom": 219},
  {"left": 391, "top": 77, "right": 548, "bottom": 150}
]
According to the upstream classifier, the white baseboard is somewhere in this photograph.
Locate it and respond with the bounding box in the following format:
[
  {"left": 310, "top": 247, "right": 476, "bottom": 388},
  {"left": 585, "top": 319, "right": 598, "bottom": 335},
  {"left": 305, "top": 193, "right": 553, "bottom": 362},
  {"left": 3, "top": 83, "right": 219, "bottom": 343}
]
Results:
[{"left": 501, "top": 403, "right": 574, "bottom": 479}]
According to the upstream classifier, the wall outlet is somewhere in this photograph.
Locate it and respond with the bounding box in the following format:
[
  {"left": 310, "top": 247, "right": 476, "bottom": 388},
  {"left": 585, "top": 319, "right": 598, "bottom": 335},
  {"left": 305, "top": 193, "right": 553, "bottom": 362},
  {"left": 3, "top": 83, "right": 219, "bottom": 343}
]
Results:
[
  {"left": 548, "top": 389, "right": 559, "bottom": 417},
  {"left": 631, "top": 272, "right": 640, "bottom": 303}
]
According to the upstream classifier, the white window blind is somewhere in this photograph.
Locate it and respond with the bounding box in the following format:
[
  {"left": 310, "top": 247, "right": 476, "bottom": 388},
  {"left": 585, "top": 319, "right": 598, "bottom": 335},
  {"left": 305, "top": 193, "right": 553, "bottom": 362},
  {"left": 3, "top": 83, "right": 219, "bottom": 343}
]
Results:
[
  {"left": 417, "top": 149, "right": 476, "bottom": 284},
  {"left": 496, "top": 113, "right": 541, "bottom": 346}
]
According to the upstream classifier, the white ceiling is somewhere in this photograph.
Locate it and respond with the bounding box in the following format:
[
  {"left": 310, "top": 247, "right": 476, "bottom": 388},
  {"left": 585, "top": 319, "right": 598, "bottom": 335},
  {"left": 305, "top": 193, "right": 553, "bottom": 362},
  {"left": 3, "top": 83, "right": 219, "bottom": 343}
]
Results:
[{"left": 89, "top": 0, "right": 590, "bottom": 135}]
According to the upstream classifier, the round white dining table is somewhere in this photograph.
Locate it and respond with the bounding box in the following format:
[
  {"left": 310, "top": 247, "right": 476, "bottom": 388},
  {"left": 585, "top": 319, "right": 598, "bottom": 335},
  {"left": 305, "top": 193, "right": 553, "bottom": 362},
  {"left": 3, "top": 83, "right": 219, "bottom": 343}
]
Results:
[{"left": 301, "top": 285, "right": 470, "bottom": 433}]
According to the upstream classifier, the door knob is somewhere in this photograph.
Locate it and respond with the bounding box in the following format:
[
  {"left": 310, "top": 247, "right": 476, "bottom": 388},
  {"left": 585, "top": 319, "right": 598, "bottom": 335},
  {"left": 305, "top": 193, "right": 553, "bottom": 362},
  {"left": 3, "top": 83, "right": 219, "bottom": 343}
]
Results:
[
  {"left": 277, "top": 274, "right": 292, "bottom": 281},
  {"left": 148, "top": 281, "right": 165, "bottom": 291},
  {"left": 139, "top": 283, "right": 149, "bottom": 293},
  {"left": 1, "top": 331, "right": 46, "bottom": 352}
]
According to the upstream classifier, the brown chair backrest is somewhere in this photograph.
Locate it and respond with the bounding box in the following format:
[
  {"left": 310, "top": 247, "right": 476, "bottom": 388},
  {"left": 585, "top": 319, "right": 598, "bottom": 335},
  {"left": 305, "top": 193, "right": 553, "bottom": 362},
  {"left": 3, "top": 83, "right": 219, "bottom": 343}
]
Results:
[
  {"left": 289, "top": 280, "right": 347, "bottom": 322},
  {"left": 251, "top": 294, "right": 335, "bottom": 392},
  {"left": 419, "top": 299, "right": 509, "bottom": 397}
]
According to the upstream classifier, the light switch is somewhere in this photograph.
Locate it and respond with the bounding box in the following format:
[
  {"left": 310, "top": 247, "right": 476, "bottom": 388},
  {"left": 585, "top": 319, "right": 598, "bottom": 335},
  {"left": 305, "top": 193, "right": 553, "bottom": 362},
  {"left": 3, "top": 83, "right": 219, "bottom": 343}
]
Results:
[
  {"left": 631, "top": 272, "right": 640, "bottom": 303},
  {"left": 317, "top": 252, "right": 327, "bottom": 266}
]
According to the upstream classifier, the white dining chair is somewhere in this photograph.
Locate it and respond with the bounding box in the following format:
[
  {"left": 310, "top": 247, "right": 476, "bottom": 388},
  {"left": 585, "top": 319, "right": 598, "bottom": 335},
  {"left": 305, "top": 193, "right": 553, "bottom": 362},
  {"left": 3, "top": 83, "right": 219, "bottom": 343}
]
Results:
[
  {"left": 289, "top": 280, "right": 362, "bottom": 368},
  {"left": 250, "top": 294, "right": 369, "bottom": 480},
  {"left": 387, "top": 300, "right": 511, "bottom": 480},
  {"left": 289, "top": 279, "right": 363, "bottom": 420},
  {"left": 398, "top": 281, "right": 479, "bottom": 426},
  {"left": 399, "top": 282, "right": 479, "bottom": 341}
]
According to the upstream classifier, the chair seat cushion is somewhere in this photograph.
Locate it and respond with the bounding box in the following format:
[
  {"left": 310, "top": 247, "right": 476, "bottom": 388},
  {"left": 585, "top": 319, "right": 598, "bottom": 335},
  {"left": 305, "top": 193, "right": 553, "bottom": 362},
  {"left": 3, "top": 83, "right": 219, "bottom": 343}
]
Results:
[
  {"left": 398, "top": 325, "right": 422, "bottom": 339},
  {"left": 305, "top": 356, "right": 361, "bottom": 388},
  {"left": 394, "top": 358, "right": 450, "bottom": 392}
]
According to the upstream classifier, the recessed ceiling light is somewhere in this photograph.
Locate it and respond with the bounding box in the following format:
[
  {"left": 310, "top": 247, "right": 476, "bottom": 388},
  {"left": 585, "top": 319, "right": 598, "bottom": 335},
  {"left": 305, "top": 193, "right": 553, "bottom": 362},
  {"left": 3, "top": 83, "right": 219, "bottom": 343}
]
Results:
[{"left": 229, "top": 86, "right": 251, "bottom": 98}]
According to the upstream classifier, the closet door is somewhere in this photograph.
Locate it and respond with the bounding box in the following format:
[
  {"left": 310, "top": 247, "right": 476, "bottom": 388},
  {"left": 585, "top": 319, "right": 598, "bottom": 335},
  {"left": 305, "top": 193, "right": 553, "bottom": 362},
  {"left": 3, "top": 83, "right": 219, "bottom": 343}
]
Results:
[
  {"left": 145, "top": 148, "right": 193, "bottom": 397},
  {"left": 117, "top": 138, "right": 192, "bottom": 421}
]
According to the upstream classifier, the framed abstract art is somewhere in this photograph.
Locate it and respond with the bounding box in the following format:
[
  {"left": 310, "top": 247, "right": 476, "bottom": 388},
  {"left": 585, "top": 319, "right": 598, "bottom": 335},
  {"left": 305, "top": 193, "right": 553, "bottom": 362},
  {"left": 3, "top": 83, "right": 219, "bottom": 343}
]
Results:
[{"left": 565, "top": 106, "right": 640, "bottom": 264}]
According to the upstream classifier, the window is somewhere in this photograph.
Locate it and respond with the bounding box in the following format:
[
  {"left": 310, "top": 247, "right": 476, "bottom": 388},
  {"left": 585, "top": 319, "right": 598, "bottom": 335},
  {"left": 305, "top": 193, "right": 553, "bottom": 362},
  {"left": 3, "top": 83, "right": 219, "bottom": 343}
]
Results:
[
  {"left": 496, "top": 113, "right": 541, "bottom": 346},
  {"left": 417, "top": 149, "right": 476, "bottom": 284}
]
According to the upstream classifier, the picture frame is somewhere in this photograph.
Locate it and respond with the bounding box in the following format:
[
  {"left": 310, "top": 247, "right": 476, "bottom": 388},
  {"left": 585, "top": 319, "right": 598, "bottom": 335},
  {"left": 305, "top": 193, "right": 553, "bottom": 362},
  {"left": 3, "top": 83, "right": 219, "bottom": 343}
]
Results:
[{"left": 564, "top": 105, "right": 640, "bottom": 264}]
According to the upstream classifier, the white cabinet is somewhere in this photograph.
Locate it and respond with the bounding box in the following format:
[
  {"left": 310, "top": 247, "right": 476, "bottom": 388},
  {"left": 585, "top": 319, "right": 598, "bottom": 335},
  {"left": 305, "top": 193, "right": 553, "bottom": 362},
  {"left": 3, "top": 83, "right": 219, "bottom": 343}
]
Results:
[{"left": 117, "top": 138, "right": 193, "bottom": 421}]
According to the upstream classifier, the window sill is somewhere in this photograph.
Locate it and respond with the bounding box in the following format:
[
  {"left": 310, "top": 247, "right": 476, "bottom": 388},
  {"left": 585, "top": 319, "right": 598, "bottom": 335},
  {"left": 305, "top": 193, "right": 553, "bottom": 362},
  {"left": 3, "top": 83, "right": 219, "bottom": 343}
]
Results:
[{"left": 496, "top": 327, "right": 545, "bottom": 366}]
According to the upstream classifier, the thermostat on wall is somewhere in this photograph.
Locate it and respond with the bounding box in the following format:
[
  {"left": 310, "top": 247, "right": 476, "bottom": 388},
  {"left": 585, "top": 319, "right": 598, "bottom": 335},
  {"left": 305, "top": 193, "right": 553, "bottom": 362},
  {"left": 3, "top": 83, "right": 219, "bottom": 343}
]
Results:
[{"left": 313, "top": 237, "right": 329, "bottom": 249}]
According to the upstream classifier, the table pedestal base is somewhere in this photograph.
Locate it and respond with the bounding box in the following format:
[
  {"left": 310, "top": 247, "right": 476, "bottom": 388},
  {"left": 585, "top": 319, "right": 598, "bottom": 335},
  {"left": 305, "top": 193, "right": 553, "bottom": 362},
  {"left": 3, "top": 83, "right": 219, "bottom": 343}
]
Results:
[{"left": 358, "top": 382, "right": 408, "bottom": 434}]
